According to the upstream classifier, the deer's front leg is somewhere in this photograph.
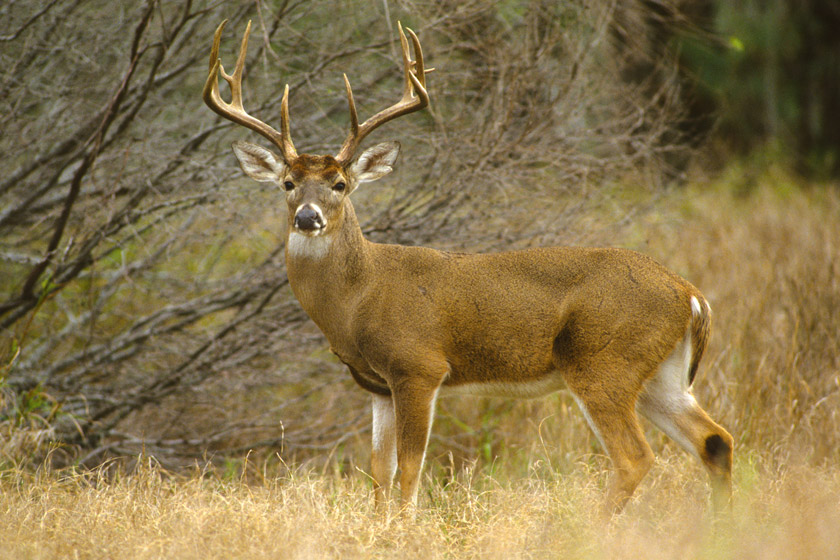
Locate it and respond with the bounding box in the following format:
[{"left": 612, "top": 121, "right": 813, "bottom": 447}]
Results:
[
  {"left": 371, "top": 393, "right": 397, "bottom": 509},
  {"left": 391, "top": 378, "right": 441, "bottom": 511}
]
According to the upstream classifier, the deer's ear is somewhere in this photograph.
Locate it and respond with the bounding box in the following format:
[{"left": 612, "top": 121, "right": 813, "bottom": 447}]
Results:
[
  {"left": 350, "top": 141, "right": 400, "bottom": 184},
  {"left": 231, "top": 140, "right": 287, "bottom": 183}
]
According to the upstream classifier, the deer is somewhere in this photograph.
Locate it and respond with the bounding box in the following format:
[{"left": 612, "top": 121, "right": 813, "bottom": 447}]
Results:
[{"left": 202, "top": 19, "right": 733, "bottom": 516}]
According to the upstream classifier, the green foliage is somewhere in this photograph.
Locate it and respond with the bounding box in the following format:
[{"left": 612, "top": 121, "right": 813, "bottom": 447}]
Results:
[
  {"left": 678, "top": 0, "right": 840, "bottom": 178},
  {"left": 2, "top": 383, "right": 56, "bottom": 427}
]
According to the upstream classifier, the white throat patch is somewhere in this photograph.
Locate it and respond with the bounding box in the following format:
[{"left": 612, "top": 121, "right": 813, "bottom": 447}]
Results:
[{"left": 287, "top": 231, "right": 332, "bottom": 259}]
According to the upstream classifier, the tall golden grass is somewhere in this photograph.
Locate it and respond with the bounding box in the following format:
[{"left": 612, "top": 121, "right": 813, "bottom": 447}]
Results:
[
  {"left": 2, "top": 172, "right": 839, "bottom": 558},
  {"left": 2, "top": 450, "right": 839, "bottom": 559}
]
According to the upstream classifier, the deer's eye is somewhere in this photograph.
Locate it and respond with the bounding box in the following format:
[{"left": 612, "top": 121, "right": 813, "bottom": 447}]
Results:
[
  {"left": 283, "top": 181, "right": 295, "bottom": 191},
  {"left": 332, "top": 181, "right": 346, "bottom": 192}
]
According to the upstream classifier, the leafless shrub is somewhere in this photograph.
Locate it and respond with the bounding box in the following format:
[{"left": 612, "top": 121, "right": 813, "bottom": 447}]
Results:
[{"left": 1, "top": 0, "right": 697, "bottom": 469}]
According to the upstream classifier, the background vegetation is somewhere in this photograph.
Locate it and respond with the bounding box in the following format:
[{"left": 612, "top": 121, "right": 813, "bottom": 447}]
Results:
[
  {"left": 1, "top": 0, "right": 838, "bottom": 558},
  {"left": 0, "top": 0, "right": 696, "bottom": 468}
]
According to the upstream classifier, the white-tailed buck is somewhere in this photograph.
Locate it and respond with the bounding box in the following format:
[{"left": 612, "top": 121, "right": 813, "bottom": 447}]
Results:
[{"left": 203, "top": 20, "right": 733, "bottom": 515}]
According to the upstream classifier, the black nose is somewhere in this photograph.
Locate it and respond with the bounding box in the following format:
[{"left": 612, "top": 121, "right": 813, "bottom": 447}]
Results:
[{"left": 294, "top": 207, "right": 324, "bottom": 231}]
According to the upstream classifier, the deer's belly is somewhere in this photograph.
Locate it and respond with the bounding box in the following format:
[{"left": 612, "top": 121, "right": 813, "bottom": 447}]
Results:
[{"left": 440, "top": 372, "right": 566, "bottom": 399}]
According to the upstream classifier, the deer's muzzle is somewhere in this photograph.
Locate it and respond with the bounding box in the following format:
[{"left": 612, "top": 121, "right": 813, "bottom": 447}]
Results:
[{"left": 294, "top": 204, "right": 325, "bottom": 233}]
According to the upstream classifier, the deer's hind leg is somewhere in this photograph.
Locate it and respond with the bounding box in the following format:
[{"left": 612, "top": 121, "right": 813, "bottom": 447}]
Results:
[
  {"left": 564, "top": 367, "right": 656, "bottom": 515},
  {"left": 636, "top": 333, "right": 733, "bottom": 511}
]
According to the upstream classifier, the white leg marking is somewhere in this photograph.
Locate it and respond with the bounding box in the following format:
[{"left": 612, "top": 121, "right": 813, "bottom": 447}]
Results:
[
  {"left": 572, "top": 393, "right": 607, "bottom": 452},
  {"left": 372, "top": 394, "right": 397, "bottom": 485},
  {"left": 426, "top": 390, "right": 439, "bottom": 453},
  {"left": 637, "top": 329, "right": 699, "bottom": 456}
]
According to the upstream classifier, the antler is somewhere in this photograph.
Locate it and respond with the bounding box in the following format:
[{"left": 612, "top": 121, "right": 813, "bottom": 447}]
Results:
[
  {"left": 203, "top": 20, "right": 298, "bottom": 162},
  {"left": 335, "top": 22, "right": 430, "bottom": 165}
]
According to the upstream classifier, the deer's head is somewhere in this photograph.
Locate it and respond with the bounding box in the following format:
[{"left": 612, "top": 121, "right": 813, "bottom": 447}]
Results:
[
  {"left": 230, "top": 141, "right": 400, "bottom": 238},
  {"left": 203, "top": 20, "right": 429, "bottom": 239}
]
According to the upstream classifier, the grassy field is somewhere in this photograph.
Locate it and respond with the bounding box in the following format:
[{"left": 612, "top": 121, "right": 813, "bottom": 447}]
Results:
[
  {"left": 2, "top": 170, "right": 839, "bottom": 559},
  {"left": 2, "top": 451, "right": 839, "bottom": 559}
]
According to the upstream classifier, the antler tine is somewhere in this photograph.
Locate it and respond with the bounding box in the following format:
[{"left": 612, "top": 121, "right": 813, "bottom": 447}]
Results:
[
  {"left": 400, "top": 25, "right": 427, "bottom": 101},
  {"left": 280, "top": 84, "right": 294, "bottom": 155},
  {"left": 203, "top": 20, "right": 297, "bottom": 161},
  {"left": 335, "top": 22, "right": 430, "bottom": 165},
  {"left": 342, "top": 73, "right": 360, "bottom": 140}
]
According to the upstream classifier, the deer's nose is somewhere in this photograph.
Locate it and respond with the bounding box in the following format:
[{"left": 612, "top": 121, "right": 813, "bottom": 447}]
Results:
[{"left": 294, "top": 205, "right": 325, "bottom": 232}]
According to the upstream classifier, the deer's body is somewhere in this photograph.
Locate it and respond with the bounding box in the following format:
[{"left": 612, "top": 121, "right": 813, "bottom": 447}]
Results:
[
  {"left": 204, "top": 20, "right": 733, "bottom": 516},
  {"left": 288, "top": 201, "right": 699, "bottom": 400}
]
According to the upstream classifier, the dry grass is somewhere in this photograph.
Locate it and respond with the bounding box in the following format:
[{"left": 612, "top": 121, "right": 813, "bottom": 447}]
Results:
[
  {"left": 2, "top": 451, "right": 839, "bottom": 559},
  {"left": 646, "top": 166, "right": 840, "bottom": 460},
  {"left": 2, "top": 172, "right": 839, "bottom": 558}
]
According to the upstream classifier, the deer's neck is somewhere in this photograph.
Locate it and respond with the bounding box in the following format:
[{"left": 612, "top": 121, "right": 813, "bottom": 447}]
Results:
[{"left": 284, "top": 199, "right": 372, "bottom": 336}]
